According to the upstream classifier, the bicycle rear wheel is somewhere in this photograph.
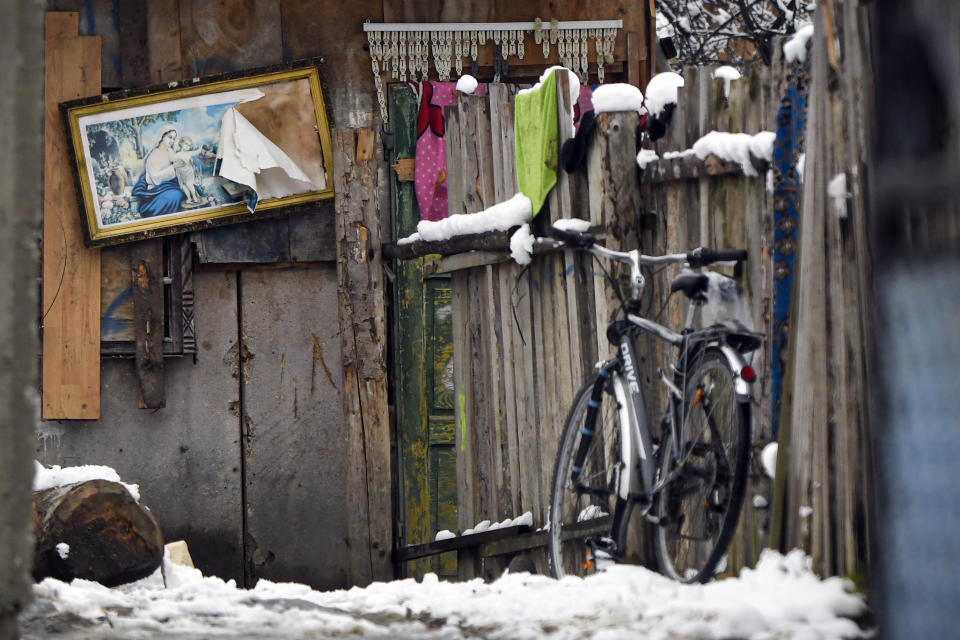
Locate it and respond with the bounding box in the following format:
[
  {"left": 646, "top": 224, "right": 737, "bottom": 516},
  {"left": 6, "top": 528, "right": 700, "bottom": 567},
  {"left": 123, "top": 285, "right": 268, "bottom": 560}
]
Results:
[
  {"left": 548, "top": 373, "right": 628, "bottom": 578},
  {"left": 652, "top": 349, "right": 750, "bottom": 583}
]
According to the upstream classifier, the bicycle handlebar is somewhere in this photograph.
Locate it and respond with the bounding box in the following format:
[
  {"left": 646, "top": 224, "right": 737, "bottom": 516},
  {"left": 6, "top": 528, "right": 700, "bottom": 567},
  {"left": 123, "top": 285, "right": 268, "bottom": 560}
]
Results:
[{"left": 545, "top": 225, "right": 747, "bottom": 268}]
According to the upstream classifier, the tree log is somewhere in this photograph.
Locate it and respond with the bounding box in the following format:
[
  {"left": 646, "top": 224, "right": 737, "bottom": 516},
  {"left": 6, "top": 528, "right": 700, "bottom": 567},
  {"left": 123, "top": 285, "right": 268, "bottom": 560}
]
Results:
[{"left": 32, "top": 479, "right": 164, "bottom": 586}]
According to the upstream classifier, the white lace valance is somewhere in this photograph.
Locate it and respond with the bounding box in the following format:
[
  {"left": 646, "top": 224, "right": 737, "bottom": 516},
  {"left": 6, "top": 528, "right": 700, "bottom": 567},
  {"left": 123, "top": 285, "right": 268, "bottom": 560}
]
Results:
[{"left": 363, "top": 20, "right": 623, "bottom": 122}]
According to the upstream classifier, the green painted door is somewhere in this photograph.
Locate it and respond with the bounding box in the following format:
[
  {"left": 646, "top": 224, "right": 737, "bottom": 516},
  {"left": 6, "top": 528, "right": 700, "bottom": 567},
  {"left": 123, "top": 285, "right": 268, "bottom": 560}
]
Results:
[{"left": 390, "top": 84, "right": 458, "bottom": 580}]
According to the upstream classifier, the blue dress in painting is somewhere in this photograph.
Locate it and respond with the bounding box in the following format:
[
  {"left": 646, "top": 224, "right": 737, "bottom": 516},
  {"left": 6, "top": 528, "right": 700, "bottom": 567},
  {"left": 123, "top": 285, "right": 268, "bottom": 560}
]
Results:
[
  {"left": 132, "top": 134, "right": 185, "bottom": 217},
  {"left": 131, "top": 174, "right": 184, "bottom": 217}
]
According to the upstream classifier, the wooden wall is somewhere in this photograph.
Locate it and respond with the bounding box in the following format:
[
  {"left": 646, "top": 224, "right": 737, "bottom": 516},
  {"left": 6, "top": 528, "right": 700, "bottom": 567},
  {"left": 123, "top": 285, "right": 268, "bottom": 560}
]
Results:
[
  {"left": 37, "top": 0, "right": 655, "bottom": 588},
  {"left": 38, "top": 0, "right": 386, "bottom": 589}
]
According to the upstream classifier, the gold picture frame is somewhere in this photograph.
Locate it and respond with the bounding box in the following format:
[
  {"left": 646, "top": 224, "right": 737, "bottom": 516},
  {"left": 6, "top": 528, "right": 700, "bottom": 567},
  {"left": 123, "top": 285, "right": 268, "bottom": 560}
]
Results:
[{"left": 62, "top": 59, "right": 334, "bottom": 247}]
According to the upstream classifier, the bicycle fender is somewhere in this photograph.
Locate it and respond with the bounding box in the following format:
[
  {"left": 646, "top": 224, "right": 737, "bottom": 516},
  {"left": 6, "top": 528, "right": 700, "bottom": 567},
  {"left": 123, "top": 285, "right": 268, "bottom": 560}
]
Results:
[{"left": 718, "top": 343, "right": 754, "bottom": 402}]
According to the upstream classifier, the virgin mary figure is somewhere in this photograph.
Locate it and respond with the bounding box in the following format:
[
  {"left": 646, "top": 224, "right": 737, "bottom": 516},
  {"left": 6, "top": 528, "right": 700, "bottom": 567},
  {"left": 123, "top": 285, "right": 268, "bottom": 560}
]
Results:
[{"left": 131, "top": 127, "right": 185, "bottom": 217}]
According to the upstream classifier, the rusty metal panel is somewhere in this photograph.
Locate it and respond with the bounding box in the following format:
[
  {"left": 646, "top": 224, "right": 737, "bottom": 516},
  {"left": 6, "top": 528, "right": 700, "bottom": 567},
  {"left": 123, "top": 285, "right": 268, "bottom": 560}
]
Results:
[
  {"left": 36, "top": 269, "right": 245, "bottom": 583},
  {"left": 239, "top": 267, "right": 347, "bottom": 589}
]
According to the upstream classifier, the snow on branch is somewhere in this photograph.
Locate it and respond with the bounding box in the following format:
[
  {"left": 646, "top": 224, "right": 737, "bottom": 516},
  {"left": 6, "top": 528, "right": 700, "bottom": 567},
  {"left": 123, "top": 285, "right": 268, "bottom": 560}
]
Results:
[{"left": 656, "top": 0, "right": 816, "bottom": 67}]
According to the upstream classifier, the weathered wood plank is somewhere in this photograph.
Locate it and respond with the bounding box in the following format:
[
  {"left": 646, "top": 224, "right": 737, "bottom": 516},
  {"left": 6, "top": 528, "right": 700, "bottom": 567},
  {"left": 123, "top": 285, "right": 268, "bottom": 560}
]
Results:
[
  {"left": 115, "top": 0, "right": 166, "bottom": 408},
  {"left": 239, "top": 267, "right": 349, "bottom": 589},
  {"left": 393, "top": 524, "right": 532, "bottom": 562},
  {"left": 452, "top": 269, "right": 477, "bottom": 579},
  {"left": 146, "top": 0, "right": 182, "bottom": 83},
  {"left": 496, "top": 264, "right": 522, "bottom": 516},
  {"left": 42, "top": 12, "right": 102, "bottom": 420},
  {"left": 487, "top": 86, "right": 523, "bottom": 518},
  {"left": 280, "top": 0, "right": 381, "bottom": 127},
  {"left": 511, "top": 266, "right": 543, "bottom": 521},
  {"left": 423, "top": 250, "right": 511, "bottom": 275},
  {"left": 130, "top": 241, "right": 166, "bottom": 409},
  {"left": 484, "top": 266, "right": 512, "bottom": 519},
  {"left": 389, "top": 85, "right": 433, "bottom": 579},
  {"left": 444, "top": 104, "right": 466, "bottom": 217},
  {"left": 178, "top": 0, "right": 282, "bottom": 77},
  {"left": 333, "top": 128, "right": 393, "bottom": 586},
  {"left": 460, "top": 94, "right": 497, "bottom": 212},
  {"left": 468, "top": 268, "right": 496, "bottom": 522},
  {"left": 488, "top": 83, "right": 510, "bottom": 203}
]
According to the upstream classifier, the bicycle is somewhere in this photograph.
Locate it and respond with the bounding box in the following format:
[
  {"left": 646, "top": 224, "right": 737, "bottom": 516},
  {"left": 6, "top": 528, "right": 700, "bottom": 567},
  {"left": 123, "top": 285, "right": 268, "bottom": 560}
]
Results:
[{"left": 544, "top": 224, "right": 761, "bottom": 583}]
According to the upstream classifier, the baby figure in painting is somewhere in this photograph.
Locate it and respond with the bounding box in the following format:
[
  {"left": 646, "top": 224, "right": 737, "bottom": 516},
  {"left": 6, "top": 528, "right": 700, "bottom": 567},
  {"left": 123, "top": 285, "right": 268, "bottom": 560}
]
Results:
[{"left": 174, "top": 136, "right": 203, "bottom": 205}]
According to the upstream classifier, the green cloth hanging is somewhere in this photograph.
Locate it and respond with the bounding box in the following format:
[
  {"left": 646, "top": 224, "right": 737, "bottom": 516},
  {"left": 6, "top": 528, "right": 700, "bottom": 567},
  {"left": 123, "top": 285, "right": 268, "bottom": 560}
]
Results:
[{"left": 514, "top": 70, "right": 559, "bottom": 217}]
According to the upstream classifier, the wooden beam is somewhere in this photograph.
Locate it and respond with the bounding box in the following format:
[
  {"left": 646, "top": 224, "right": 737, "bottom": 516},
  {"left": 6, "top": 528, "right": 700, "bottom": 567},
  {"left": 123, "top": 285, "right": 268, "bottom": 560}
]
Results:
[
  {"left": 392, "top": 524, "right": 532, "bottom": 562},
  {"left": 423, "top": 251, "right": 511, "bottom": 276},
  {"left": 382, "top": 230, "right": 515, "bottom": 260},
  {"left": 334, "top": 127, "right": 392, "bottom": 586},
  {"left": 42, "top": 12, "right": 101, "bottom": 419},
  {"left": 130, "top": 241, "right": 166, "bottom": 409},
  {"left": 642, "top": 154, "right": 770, "bottom": 183},
  {"left": 121, "top": 3, "right": 167, "bottom": 409}
]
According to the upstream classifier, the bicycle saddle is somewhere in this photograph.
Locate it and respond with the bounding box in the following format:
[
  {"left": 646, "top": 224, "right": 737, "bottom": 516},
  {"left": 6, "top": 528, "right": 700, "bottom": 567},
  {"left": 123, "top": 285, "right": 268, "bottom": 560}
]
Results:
[{"left": 670, "top": 272, "right": 709, "bottom": 300}]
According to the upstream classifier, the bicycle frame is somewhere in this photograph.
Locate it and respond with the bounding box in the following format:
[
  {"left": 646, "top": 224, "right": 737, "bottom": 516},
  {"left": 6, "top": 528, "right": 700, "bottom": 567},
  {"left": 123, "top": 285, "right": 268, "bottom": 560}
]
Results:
[
  {"left": 594, "top": 290, "right": 755, "bottom": 510},
  {"left": 544, "top": 234, "right": 756, "bottom": 506}
]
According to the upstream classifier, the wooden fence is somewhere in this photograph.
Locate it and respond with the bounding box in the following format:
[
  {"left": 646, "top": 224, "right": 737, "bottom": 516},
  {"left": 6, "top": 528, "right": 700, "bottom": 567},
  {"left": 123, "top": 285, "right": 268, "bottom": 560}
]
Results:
[{"left": 393, "top": 1, "right": 876, "bottom": 583}]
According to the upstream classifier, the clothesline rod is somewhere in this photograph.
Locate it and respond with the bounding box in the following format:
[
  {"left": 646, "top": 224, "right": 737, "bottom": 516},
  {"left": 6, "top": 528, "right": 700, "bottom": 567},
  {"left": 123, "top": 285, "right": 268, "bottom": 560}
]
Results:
[{"left": 362, "top": 20, "right": 623, "bottom": 32}]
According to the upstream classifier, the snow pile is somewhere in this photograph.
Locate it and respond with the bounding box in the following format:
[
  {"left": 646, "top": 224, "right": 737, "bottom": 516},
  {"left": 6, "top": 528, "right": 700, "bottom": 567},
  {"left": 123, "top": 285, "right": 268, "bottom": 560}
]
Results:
[
  {"left": 24, "top": 549, "right": 868, "bottom": 638},
  {"left": 592, "top": 83, "right": 647, "bottom": 117},
  {"left": 552, "top": 218, "right": 591, "bottom": 233},
  {"left": 56, "top": 543, "right": 70, "bottom": 560},
  {"left": 398, "top": 193, "right": 532, "bottom": 245},
  {"left": 462, "top": 512, "right": 533, "bottom": 536},
  {"left": 455, "top": 74, "right": 478, "bottom": 95},
  {"left": 434, "top": 530, "right": 456, "bottom": 542},
  {"left": 784, "top": 24, "right": 815, "bottom": 63},
  {"left": 644, "top": 72, "right": 684, "bottom": 116},
  {"left": 34, "top": 461, "right": 141, "bottom": 502},
  {"left": 691, "top": 130, "right": 777, "bottom": 177},
  {"left": 713, "top": 66, "right": 741, "bottom": 98},
  {"left": 510, "top": 224, "right": 535, "bottom": 265},
  {"left": 663, "top": 149, "right": 696, "bottom": 160},
  {"left": 637, "top": 148, "right": 660, "bottom": 169}
]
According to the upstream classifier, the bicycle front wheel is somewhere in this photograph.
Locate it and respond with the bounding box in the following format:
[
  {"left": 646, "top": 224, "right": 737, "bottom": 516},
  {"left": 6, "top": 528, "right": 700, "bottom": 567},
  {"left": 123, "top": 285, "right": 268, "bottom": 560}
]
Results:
[
  {"left": 548, "top": 372, "right": 628, "bottom": 578},
  {"left": 652, "top": 349, "right": 751, "bottom": 583}
]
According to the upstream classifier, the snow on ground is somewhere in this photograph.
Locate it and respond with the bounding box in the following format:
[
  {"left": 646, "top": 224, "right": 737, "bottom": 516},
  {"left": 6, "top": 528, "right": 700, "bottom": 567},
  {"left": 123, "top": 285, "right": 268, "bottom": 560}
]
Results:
[{"left": 20, "top": 549, "right": 868, "bottom": 639}]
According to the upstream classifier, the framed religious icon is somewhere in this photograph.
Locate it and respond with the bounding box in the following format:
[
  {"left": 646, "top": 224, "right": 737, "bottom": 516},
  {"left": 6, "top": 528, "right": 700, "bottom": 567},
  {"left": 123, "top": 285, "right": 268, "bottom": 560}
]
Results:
[{"left": 61, "top": 59, "right": 333, "bottom": 247}]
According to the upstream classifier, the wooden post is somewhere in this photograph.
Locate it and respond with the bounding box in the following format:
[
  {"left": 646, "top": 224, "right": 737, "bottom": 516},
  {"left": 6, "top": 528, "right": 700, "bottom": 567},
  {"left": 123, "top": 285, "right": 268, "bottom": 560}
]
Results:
[
  {"left": 42, "top": 13, "right": 102, "bottom": 419},
  {"left": 131, "top": 242, "right": 166, "bottom": 408},
  {"left": 120, "top": 1, "right": 168, "bottom": 410},
  {"left": 334, "top": 128, "right": 392, "bottom": 586}
]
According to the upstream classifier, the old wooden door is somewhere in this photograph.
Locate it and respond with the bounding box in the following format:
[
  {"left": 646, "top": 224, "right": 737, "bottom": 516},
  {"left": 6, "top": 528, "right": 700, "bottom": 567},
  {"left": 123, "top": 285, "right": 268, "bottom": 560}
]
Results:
[{"left": 390, "top": 84, "right": 458, "bottom": 579}]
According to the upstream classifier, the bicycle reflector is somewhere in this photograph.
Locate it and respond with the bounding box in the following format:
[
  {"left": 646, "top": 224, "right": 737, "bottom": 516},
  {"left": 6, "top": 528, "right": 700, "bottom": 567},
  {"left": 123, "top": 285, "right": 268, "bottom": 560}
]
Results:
[{"left": 740, "top": 365, "right": 757, "bottom": 383}]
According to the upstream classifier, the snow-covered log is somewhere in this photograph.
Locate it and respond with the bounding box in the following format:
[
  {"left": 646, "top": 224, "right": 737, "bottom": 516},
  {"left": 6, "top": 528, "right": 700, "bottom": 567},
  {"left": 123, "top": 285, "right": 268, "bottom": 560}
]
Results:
[{"left": 32, "top": 479, "right": 164, "bottom": 587}]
